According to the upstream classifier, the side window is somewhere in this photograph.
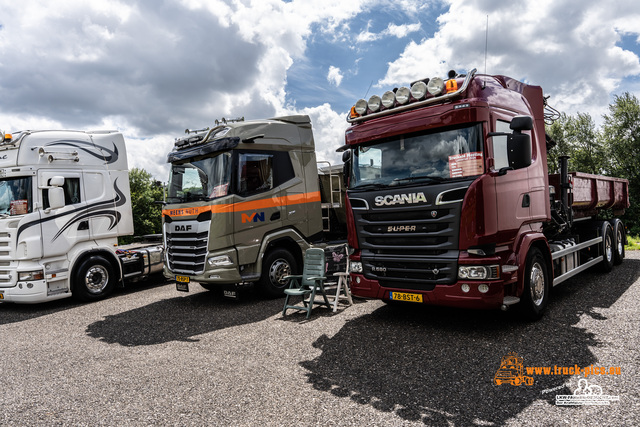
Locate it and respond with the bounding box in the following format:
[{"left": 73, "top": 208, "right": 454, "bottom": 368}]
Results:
[
  {"left": 238, "top": 153, "right": 273, "bottom": 196},
  {"left": 493, "top": 120, "right": 511, "bottom": 170},
  {"left": 43, "top": 178, "right": 81, "bottom": 209}
]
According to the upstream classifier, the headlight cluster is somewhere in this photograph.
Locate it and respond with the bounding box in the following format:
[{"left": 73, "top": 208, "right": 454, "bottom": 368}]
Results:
[
  {"left": 18, "top": 270, "right": 44, "bottom": 281},
  {"left": 350, "top": 262, "right": 363, "bottom": 274},
  {"left": 350, "top": 71, "right": 462, "bottom": 119},
  {"left": 207, "top": 255, "right": 233, "bottom": 267},
  {"left": 458, "top": 265, "right": 500, "bottom": 280}
]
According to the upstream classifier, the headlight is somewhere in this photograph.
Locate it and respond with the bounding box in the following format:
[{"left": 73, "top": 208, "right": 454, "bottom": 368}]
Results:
[
  {"left": 350, "top": 262, "right": 363, "bottom": 274},
  {"left": 354, "top": 99, "right": 368, "bottom": 115},
  {"left": 410, "top": 81, "right": 428, "bottom": 100},
  {"left": 19, "top": 270, "right": 44, "bottom": 281},
  {"left": 458, "top": 265, "right": 499, "bottom": 280},
  {"left": 368, "top": 95, "right": 381, "bottom": 112},
  {"left": 427, "top": 77, "right": 445, "bottom": 96},
  {"left": 381, "top": 91, "right": 396, "bottom": 108},
  {"left": 207, "top": 255, "right": 233, "bottom": 267},
  {"left": 395, "top": 87, "right": 410, "bottom": 104}
]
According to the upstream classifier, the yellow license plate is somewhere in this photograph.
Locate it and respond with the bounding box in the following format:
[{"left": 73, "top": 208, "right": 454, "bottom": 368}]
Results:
[
  {"left": 176, "top": 276, "right": 190, "bottom": 283},
  {"left": 390, "top": 292, "right": 423, "bottom": 303}
]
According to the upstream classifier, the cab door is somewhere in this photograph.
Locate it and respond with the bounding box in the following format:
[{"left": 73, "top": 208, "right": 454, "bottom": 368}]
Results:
[
  {"left": 491, "top": 116, "right": 533, "bottom": 234},
  {"left": 233, "top": 151, "right": 283, "bottom": 265},
  {"left": 38, "top": 171, "right": 88, "bottom": 258}
]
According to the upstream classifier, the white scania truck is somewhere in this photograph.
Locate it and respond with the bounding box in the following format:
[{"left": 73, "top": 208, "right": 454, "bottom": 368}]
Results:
[{"left": 0, "top": 129, "right": 163, "bottom": 304}]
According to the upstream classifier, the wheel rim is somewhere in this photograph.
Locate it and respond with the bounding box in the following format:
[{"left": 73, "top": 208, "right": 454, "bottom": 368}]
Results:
[
  {"left": 605, "top": 232, "right": 613, "bottom": 263},
  {"left": 529, "top": 261, "right": 545, "bottom": 306},
  {"left": 85, "top": 265, "right": 109, "bottom": 294},
  {"left": 616, "top": 227, "right": 623, "bottom": 256},
  {"left": 268, "top": 258, "right": 291, "bottom": 288}
]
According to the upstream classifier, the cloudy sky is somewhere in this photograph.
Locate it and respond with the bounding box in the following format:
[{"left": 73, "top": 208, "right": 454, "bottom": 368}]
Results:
[{"left": 1, "top": 0, "right": 639, "bottom": 181}]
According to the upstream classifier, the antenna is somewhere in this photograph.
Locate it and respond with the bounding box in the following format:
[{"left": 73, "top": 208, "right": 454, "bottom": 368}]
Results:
[
  {"left": 483, "top": 15, "right": 489, "bottom": 89},
  {"left": 484, "top": 15, "right": 489, "bottom": 75}
]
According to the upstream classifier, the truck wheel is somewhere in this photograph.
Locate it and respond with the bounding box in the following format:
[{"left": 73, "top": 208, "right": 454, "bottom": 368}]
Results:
[
  {"left": 600, "top": 222, "right": 614, "bottom": 272},
  {"left": 73, "top": 255, "right": 116, "bottom": 302},
  {"left": 611, "top": 219, "right": 625, "bottom": 265},
  {"left": 519, "top": 247, "right": 549, "bottom": 320},
  {"left": 259, "top": 248, "right": 298, "bottom": 298}
]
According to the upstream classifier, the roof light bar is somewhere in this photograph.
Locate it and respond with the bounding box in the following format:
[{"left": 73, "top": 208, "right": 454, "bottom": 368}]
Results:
[{"left": 347, "top": 68, "right": 477, "bottom": 123}]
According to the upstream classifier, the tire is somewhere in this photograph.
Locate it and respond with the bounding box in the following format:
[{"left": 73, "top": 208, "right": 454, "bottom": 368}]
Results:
[
  {"left": 259, "top": 248, "right": 298, "bottom": 297},
  {"left": 600, "top": 222, "right": 614, "bottom": 272},
  {"left": 611, "top": 219, "right": 625, "bottom": 266},
  {"left": 73, "top": 255, "right": 117, "bottom": 302},
  {"left": 519, "top": 247, "right": 549, "bottom": 320}
]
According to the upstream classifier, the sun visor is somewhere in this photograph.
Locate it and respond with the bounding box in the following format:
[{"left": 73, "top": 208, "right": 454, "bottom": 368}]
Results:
[{"left": 167, "top": 137, "right": 240, "bottom": 163}]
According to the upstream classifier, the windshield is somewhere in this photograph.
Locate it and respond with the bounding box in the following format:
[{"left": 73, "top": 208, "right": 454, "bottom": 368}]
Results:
[
  {"left": 0, "top": 177, "right": 33, "bottom": 216},
  {"left": 167, "top": 152, "right": 231, "bottom": 203},
  {"left": 349, "top": 124, "right": 484, "bottom": 189}
]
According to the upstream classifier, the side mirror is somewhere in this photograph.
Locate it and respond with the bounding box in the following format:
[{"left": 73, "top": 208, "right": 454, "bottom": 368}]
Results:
[
  {"left": 341, "top": 150, "right": 351, "bottom": 186},
  {"left": 48, "top": 187, "right": 65, "bottom": 210},
  {"left": 510, "top": 115, "right": 534, "bottom": 131},
  {"left": 46, "top": 176, "right": 66, "bottom": 210},
  {"left": 341, "top": 150, "right": 351, "bottom": 163},
  {"left": 507, "top": 133, "right": 532, "bottom": 170}
]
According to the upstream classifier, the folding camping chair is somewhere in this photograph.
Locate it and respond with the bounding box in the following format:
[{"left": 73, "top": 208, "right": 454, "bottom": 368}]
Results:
[
  {"left": 282, "top": 247, "right": 332, "bottom": 319},
  {"left": 323, "top": 244, "right": 353, "bottom": 312}
]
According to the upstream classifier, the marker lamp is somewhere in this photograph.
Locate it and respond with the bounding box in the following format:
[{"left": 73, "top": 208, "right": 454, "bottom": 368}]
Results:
[
  {"left": 458, "top": 265, "right": 499, "bottom": 280},
  {"left": 19, "top": 270, "right": 45, "bottom": 281},
  {"left": 368, "top": 95, "right": 381, "bottom": 112},
  {"left": 395, "top": 87, "right": 410, "bottom": 104},
  {"left": 354, "top": 99, "right": 368, "bottom": 115}
]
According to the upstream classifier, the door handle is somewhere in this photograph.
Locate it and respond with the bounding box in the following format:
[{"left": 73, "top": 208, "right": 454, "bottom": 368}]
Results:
[
  {"left": 270, "top": 212, "right": 281, "bottom": 221},
  {"left": 78, "top": 220, "right": 89, "bottom": 231}
]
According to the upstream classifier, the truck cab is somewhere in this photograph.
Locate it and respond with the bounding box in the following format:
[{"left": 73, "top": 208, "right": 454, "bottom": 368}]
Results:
[
  {"left": 342, "top": 70, "right": 628, "bottom": 318},
  {"left": 0, "top": 129, "right": 137, "bottom": 303},
  {"left": 162, "top": 115, "right": 344, "bottom": 296}
]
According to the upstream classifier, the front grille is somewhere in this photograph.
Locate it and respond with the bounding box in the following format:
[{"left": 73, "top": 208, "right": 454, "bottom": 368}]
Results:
[
  {"left": 364, "top": 258, "right": 457, "bottom": 289},
  {"left": 165, "top": 230, "right": 209, "bottom": 275},
  {"left": 351, "top": 187, "right": 466, "bottom": 288}
]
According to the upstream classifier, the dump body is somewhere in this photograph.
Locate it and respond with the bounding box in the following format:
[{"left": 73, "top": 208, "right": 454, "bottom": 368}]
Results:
[
  {"left": 549, "top": 172, "right": 629, "bottom": 219},
  {"left": 342, "top": 70, "right": 629, "bottom": 318},
  {"left": 162, "top": 115, "right": 346, "bottom": 296},
  {"left": 0, "top": 129, "right": 163, "bottom": 303}
]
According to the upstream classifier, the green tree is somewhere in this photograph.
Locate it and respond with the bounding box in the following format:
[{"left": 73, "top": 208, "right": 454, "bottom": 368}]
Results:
[
  {"left": 601, "top": 92, "right": 640, "bottom": 235},
  {"left": 120, "top": 168, "right": 165, "bottom": 244},
  {"left": 546, "top": 112, "right": 604, "bottom": 174}
]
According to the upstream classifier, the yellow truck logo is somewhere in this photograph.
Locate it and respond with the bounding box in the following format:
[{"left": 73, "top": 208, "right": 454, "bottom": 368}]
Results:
[{"left": 494, "top": 352, "right": 534, "bottom": 386}]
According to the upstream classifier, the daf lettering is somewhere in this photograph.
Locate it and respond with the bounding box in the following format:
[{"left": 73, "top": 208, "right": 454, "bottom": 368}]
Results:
[
  {"left": 374, "top": 192, "right": 427, "bottom": 207},
  {"left": 175, "top": 225, "right": 192, "bottom": 232}
]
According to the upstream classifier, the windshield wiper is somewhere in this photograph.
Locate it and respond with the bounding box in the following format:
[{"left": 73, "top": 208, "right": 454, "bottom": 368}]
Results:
[
  {"left": 350, "top": 183, "right": 388, "bottom": 191},
  {"left": 393, "top": 176, "right": 444, "bottom": 185}
]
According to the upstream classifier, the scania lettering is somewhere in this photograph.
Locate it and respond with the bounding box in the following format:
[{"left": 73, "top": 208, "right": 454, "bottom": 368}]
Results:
[
  {"left": 342, "top": 69, "right": 629, "bottom": 319},
  {"left": 0, "top": 129, "right": 164, "bottom": 304},
  {"left": 162, "top": 115, "right": 346, "bottom": 296},
  {"left": 375, "top": 192, "right": 427, "bottom": 206}
]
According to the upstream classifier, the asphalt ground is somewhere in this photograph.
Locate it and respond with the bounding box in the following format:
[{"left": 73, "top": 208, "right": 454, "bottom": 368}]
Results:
[{"left": 1, "top": 252, "right": 639, "bottom": 426}]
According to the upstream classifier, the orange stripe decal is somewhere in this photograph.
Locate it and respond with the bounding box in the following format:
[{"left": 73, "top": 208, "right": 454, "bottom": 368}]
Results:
[{"left": 162, "top": 191, "right": 321, "bottom": 217}]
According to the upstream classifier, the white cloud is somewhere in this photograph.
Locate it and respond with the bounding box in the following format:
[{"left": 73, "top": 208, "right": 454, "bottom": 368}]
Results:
[
  {"left": 356, "top": 21, "right": 421, "bottom": 43},
  {"left": 327, "top": 66, "right": 344, "bottom": 86},
  {"left": 380, "top": 0, "right": 640, "bottom": 123}
]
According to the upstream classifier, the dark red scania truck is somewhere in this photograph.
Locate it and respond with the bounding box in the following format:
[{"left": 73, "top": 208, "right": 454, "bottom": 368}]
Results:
[{"left": 341, "top": 68, "right": 629, "bottom": 319}]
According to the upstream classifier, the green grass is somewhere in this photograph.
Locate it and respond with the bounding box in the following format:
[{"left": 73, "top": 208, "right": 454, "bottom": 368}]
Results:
[{"left": 626, "top": 235, "right": 640, "bottom": 251}]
